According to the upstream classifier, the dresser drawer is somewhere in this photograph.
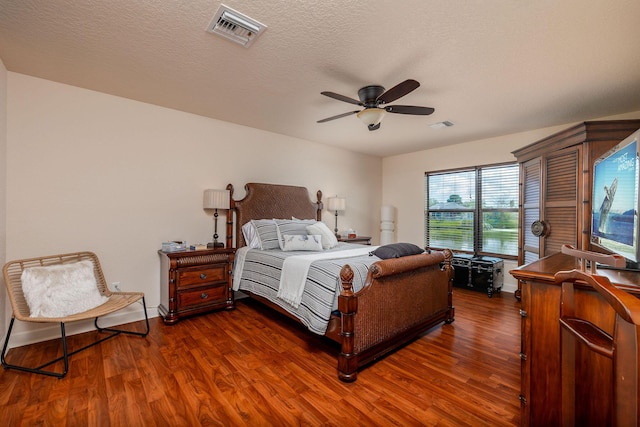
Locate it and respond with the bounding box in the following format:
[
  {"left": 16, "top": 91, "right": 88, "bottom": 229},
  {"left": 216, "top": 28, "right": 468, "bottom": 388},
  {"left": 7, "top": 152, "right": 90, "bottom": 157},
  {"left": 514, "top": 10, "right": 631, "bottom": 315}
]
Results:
[
  {"left": 177, "top": 265, "right": 227, "bottom": 289},
  {"left": 178, "top": 284, "right": 227, "bottom": 310}
]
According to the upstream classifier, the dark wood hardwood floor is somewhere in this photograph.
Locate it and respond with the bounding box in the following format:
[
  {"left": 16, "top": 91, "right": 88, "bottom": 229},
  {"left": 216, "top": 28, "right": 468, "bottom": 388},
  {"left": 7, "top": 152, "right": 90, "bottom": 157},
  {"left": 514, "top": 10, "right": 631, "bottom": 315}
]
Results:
[{"left": 0, "top": 288, "right": 521, "bottom": 426}]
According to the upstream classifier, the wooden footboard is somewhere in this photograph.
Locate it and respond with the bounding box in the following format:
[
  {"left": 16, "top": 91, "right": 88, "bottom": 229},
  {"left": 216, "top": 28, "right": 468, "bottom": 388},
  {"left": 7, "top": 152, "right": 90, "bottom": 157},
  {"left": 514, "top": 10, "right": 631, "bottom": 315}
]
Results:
[{"left": 336, "top": 249, "right": 454, "bottom": 382}]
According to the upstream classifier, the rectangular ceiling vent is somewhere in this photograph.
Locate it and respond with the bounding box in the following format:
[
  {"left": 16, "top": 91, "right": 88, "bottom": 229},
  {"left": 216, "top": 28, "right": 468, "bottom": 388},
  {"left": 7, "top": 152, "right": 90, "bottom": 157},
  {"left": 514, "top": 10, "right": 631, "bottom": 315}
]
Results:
[
  {"left": 206, "top": 4, "right": 267, "bottom": 48},
  {"left": 429, "top": 120, "right": 455, "bottom": 129}
]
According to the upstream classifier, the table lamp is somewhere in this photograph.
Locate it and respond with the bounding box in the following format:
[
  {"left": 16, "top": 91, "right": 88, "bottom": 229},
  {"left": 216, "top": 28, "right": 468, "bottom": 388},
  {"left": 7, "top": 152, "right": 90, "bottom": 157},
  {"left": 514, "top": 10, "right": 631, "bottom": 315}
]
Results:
[
  {"left": 327, "top": 196, "right": 346, "bottom": 236},
  {"left": 203, "top": 189, "right": 230, "bottom": 248}
]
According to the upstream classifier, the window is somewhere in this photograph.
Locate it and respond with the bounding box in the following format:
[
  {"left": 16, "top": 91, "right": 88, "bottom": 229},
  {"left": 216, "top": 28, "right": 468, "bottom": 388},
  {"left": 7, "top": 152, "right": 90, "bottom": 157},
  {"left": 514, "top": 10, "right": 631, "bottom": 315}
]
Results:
[{"left": 425, "top": 163, "right": 519, "bottom": 258}]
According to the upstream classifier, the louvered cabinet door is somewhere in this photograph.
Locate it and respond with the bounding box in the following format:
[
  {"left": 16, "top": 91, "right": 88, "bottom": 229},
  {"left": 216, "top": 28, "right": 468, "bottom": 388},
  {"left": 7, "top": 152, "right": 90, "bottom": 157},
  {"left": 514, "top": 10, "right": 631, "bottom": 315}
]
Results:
[
  {"left": 521, "top": 158, "right": 542, "bottom": 265},
  {"left": 518, "top": 146, "right": 581, "bottom": 265},
  {"left": 542, "top": 146, "right": 580, "bottom": 257}
]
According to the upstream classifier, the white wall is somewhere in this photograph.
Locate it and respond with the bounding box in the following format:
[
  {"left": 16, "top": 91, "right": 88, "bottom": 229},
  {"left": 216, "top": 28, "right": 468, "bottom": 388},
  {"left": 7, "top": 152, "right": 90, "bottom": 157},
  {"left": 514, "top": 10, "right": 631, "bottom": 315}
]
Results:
[
  {"left": 5, "top": 73, "right": 381, "bottom": 346},
  {"left": 382, "top": 111, "right": 640, "bottom": 293},
  {"left": 0, "top": 59, "right": 7, "bottom": 340}
]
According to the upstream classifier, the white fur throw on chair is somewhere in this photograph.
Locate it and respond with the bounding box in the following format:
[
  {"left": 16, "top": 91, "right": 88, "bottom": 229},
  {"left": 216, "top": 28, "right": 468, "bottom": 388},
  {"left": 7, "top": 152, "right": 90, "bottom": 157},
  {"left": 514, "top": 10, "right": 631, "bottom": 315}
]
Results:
[{"left": 21, "top": 260, "right": 108, "bottom": 318}]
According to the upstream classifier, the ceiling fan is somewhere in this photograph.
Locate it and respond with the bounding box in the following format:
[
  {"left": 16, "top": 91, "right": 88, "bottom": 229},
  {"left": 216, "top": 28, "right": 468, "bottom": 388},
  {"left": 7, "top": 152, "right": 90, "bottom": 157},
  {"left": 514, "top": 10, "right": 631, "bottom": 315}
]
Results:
[{"left": 317, "top": 79, "right": 435, "bottom": 131}]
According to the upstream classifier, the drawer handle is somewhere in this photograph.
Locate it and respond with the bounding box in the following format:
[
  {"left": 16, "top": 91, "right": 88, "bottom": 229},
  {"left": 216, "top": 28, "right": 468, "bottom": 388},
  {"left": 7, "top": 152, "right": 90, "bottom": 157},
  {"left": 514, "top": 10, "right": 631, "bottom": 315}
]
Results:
[
  {"left": 200, "top": 273, "right": 207, "bottom": 280},
  {"left": 201, "top": 292, "right": 208, "bottom": 299}
]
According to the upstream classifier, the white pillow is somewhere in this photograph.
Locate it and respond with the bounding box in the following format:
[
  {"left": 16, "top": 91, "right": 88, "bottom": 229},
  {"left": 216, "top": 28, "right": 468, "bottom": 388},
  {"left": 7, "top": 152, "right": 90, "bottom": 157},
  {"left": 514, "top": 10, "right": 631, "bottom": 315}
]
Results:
[
  {"left": 242, "top": 221, "right": 261, "bottom": 248},
  {"left": 307, "top": 222, "right": 339, "bottom": 249},
  {"left": 21, "top": 260, "right": 108, "bottom": 318},
  {"left": 282, "top": 234, "right": 323, "bottom": 251}
]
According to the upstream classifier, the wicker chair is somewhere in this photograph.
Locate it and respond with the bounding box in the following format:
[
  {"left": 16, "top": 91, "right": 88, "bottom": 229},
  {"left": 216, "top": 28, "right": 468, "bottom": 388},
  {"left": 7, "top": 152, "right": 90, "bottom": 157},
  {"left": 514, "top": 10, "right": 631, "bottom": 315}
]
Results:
[{"left": 1, "top": 251, "right": 149, "bottom": 378}]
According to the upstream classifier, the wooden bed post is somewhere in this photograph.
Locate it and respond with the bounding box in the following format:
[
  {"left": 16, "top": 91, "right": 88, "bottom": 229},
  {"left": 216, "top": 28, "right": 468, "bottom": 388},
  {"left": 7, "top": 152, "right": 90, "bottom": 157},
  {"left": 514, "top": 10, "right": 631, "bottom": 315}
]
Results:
[
  {"left": 226, "top": 183, "right": 234, "bottom": 249},
  {"left": 338, "top": 265, "right": 358, "bottom": 382},
  {"left": 316, "top": 190, "right": 323, "bottom": 221},
  {"left": 443, "top": 249, "right": 455, "bottom": 323}
]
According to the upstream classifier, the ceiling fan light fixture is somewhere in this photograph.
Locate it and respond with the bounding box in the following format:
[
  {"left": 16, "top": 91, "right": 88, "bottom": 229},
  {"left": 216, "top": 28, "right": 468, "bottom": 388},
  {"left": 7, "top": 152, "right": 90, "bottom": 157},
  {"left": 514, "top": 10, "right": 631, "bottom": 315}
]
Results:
[
  {"left": 357, "top": 108, "right": 385, "bottom": 126},
  {"left": 318, "top": 80, "right": 434, "bottom": 129}
]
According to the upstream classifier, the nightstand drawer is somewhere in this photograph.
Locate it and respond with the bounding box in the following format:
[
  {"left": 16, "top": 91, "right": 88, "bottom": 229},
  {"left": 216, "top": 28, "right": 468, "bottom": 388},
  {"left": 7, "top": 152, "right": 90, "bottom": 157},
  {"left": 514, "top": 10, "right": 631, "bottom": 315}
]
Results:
[
  {"left": 177, "top": 265, "right": 226, "bottom": 288},
  {"left": 178, "top": 284, "right": 227, "bottom": 310}
]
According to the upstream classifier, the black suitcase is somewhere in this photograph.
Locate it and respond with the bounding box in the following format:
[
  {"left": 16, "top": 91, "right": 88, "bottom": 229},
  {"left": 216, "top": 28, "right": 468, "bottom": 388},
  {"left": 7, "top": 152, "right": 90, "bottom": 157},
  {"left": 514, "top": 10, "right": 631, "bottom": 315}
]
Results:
[
  {"left": 470, "top": 256, "right": 504, "bottom": 297},
  {"left": 451, "top": 254, "right": 473, "bottom": 289},
  {"left": 452, "top": 254, "right": 504, "bottom": 298}
]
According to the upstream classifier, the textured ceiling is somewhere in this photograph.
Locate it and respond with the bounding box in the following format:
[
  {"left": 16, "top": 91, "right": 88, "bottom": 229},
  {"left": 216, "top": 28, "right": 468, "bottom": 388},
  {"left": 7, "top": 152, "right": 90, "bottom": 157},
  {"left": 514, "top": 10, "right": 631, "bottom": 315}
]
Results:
[{"left": 1, "top": 0, "right": 640, "bottom": 157}]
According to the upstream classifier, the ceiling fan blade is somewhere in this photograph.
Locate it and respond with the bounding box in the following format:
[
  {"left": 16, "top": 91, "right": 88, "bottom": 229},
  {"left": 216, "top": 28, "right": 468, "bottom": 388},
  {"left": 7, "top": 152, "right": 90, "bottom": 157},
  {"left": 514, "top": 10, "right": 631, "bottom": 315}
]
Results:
[
  {"left": 320, "top": 91, "right": 363, "bottom": 106},
  {"left": 377, "top": 79, "right": 420, "bottom": 104},
  {"left": 384, "top": 105, "right": 435, "bottom": 115},
  {"left": 317, "top": 110, "right": 360, "bottom": 123}
]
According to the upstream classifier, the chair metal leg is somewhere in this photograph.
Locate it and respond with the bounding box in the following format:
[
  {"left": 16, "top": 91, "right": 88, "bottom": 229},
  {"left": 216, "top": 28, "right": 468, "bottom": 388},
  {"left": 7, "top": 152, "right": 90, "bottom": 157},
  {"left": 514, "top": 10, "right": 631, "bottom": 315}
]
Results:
[
  {"left": 94, "top": 296, "right": 150, "bottom": 337},
  {"left": 0, "top": 317, "right": 15, "bottom": 367},
  {"left": 1, "top": 297, "right": 150, "bottom": 378},
  {"left": 1, "top": 318, "right": 69, "bottom": 378}
]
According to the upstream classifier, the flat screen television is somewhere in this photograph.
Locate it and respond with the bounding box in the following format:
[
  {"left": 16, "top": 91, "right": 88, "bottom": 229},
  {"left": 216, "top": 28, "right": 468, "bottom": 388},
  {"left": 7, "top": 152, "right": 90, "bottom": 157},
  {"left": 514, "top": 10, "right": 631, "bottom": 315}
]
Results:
[{"left": 591, "top": 128, "right": 640, "bottom": 270}]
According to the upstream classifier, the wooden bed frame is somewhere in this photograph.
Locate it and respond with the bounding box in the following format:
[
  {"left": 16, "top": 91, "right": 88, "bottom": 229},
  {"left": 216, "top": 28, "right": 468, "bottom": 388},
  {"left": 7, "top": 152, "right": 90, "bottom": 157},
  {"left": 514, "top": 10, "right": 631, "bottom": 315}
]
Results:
[{"left": 226, "top": 182, "right": 455, "bottom": 382}]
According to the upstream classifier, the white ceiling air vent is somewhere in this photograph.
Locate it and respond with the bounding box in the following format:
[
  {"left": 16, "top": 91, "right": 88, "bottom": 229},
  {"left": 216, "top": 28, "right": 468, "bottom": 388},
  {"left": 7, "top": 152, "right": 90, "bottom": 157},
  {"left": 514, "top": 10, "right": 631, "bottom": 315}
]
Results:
[
  {"left": 206, "top": 4, "right": 267, "bottom": 48},
  {"left": 429, "top": 121, "right": 454, "bottom": 129}
]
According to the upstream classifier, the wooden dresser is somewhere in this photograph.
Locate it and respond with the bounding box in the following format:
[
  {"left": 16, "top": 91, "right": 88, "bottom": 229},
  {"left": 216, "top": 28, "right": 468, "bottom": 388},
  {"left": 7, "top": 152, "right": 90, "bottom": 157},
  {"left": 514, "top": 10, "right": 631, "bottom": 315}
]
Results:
[
  {"left": 158, "top": 248, "right": 235, "bottom": 324},
  {"left": 510, "top": 253, "right": 640, "bottom": 426}
]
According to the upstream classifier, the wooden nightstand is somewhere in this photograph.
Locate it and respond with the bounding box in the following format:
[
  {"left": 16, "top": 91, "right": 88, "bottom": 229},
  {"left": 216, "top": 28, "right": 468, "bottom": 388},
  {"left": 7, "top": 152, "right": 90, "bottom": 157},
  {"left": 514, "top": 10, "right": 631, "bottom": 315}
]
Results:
[
  {"left": 338, "top": 236, "right": 372, "bottom": 245},
  {"left": 158, "top": 248, "right": 235, "bottom": 324}
]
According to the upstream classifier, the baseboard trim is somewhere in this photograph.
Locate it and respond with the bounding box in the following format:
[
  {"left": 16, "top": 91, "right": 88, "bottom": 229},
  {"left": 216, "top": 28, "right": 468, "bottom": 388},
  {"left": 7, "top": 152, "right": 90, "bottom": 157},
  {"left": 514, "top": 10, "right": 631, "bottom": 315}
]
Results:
[{"left": 501, "top": 283, "right": 517, "bottom": 294}]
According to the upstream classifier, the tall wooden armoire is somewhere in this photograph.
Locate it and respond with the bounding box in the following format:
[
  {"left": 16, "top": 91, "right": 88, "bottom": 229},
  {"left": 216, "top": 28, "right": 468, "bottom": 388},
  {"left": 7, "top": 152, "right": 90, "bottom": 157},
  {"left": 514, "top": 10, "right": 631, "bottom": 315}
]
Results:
[{"left": 512, "top": 120, "right": 640, "bottom": 267}]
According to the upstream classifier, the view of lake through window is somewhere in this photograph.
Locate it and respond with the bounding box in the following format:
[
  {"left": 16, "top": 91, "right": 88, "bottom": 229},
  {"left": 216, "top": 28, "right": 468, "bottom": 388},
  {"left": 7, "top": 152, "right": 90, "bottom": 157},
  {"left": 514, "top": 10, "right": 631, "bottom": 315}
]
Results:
[{"left": 425, "top": 163, "right": 519, "bottom": 257}]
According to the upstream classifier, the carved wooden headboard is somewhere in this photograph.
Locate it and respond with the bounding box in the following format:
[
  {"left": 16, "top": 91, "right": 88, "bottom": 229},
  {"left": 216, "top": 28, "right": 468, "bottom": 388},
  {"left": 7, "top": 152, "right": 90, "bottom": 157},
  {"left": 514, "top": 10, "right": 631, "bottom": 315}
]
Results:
[{"left": 226, "top": 182, "right": 323, "bottom": 248}]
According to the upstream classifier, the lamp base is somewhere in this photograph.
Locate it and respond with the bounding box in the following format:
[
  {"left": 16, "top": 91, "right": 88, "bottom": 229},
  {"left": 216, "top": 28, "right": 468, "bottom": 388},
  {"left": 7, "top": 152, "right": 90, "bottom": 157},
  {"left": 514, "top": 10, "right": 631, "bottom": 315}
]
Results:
[{"left": 207, "top": 242, "right": 225, "bottom": 249}]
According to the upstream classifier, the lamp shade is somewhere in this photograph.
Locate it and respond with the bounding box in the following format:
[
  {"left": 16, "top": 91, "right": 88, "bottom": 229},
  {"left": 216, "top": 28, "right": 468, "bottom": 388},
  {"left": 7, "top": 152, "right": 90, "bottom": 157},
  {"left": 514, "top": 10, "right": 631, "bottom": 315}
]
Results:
[
  {"left": 357, "top": 108, "right": 385, "bottom": 126},
  {"left": 327, "top": 197, "right": 346, "bottom": 212},
  {"left": 203, "top": 189, "right": 230, "bottom": 210},
  {"left": 381, "top": 205, "right": 395, "bottom": 222}
]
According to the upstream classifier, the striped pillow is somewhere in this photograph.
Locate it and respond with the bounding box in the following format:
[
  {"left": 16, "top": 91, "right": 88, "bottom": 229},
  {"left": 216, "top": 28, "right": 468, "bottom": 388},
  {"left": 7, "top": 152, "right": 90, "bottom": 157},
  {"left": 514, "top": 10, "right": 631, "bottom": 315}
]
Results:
[
  {"left": 250, "top": 219, "right": 280, "bottom": 250},
  {"left": 275, "top": 219, "right": 315, "bottom": 250}
]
